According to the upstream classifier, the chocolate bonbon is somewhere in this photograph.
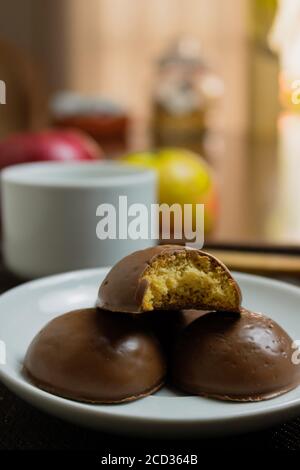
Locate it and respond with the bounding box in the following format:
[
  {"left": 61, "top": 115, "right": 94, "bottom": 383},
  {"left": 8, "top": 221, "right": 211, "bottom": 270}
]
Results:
[
  {"left": 171, "top": 308, "right": 300, "bottom": 401},
  {"left": 24, "top": 308, "right": 166, "bottom": 403},
  {"left": 98, "top": 245, "right": 241, "bottom": 314}
]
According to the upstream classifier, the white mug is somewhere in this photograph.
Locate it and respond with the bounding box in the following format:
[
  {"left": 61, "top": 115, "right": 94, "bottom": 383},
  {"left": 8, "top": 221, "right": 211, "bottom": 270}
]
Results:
[{"left": 1, "top": 161, "right": 157, "bottom": 278}]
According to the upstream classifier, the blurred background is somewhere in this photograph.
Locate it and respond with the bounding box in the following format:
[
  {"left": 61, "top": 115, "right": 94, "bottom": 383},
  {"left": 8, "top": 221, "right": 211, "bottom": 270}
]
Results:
[{"left": 1, "top": 0, "right": 300, "bottom": 257}]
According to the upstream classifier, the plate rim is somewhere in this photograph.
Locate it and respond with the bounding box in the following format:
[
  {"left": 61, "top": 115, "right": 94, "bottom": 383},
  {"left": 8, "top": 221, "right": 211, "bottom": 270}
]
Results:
[{"left": 1, "top": 268, "right": 300, "bottom": 431}]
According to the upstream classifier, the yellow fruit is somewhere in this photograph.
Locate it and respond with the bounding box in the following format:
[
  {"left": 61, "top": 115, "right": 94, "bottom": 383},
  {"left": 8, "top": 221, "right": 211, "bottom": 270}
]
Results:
[{"left": 122, "top": 148, "right": 218, "bottom": 235}]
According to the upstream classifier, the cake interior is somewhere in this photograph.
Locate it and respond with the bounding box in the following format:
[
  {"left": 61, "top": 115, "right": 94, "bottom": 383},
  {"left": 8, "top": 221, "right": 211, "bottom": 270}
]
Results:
[{"left": 141, "top": 251, "right": 239, "bottom": 311}]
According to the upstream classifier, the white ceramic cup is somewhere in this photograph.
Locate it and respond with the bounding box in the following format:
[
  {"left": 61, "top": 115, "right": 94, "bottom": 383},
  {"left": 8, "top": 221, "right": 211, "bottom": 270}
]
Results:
[{"left": 1, "top": 161, "right": 157, "bottom": 278}]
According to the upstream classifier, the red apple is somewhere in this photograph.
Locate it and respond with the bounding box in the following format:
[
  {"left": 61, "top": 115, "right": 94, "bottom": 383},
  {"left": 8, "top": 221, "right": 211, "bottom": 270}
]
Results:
[{"left": 0, "top": 129, "right": 102, "bottom": 169}]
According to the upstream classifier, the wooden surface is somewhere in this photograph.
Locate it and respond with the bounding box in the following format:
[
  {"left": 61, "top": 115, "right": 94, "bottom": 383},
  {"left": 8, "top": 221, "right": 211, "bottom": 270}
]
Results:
[{"left": 207, "top": 248, "right": 300, "bottom": 275}]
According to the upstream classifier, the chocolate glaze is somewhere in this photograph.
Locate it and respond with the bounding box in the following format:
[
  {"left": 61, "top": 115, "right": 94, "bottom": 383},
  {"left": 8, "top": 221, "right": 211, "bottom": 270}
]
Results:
[
  {"left": 174, "top": 310, "right": 210, "bottom": 330},
  {"left": 97, "top": 245, "right": 242, "bottom": 313},
  {"left": 142, "top": 310, "right": 209, "bottom": 360},
  {"left": 24, "top": 308, "right": 167, "bottom": 403},
  {"left": 171, "top": 308, "right": 300, "bottom": 401}
]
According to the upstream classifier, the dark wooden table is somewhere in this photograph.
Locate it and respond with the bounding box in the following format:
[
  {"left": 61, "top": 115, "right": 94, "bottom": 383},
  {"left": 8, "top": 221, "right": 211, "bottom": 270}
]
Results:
[{"left": 0, "top": 261, "right": 300, "bottom": 451}]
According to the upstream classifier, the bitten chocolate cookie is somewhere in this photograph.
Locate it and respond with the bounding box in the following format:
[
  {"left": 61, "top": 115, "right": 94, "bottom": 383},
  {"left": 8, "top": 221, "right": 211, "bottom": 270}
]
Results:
[
  {"left": 171, "top": 308, "right": 300, "bottom": 401},
  {"left": 24, "top": 308, "right": 167, "bottom": 403},
  {"left": 97, "top": 245, "right": 241, "bottom": 314}
]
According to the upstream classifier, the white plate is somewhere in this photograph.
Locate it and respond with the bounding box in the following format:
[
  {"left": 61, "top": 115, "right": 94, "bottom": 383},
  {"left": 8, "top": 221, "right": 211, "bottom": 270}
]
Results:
[{"left": 0, "top": 268, "right": 300, "bottom": 438}]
